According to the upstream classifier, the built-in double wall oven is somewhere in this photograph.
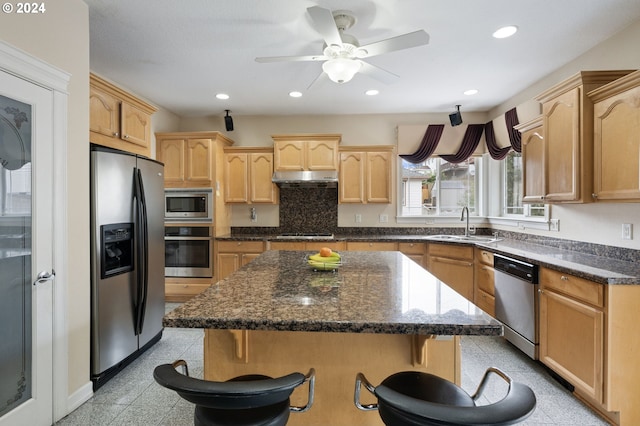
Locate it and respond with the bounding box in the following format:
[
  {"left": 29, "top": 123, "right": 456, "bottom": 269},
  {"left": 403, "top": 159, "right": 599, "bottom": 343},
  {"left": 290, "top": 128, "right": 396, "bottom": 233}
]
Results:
[{"left": 164, "top": 188, "right": 214, "bottom": 278}]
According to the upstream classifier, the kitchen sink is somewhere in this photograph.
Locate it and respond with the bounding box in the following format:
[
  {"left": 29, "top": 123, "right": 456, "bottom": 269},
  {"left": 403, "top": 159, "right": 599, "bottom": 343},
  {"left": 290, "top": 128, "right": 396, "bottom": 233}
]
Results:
[{"left": 425, "top": 234, "right": 502, "bottom": 243}]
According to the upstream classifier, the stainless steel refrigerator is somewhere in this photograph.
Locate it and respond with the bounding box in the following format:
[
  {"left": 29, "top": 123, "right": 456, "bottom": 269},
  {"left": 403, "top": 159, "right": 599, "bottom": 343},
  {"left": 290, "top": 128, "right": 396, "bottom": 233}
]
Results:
[{"left": 90, "top": 145, "right": 165, "bottom": 390}]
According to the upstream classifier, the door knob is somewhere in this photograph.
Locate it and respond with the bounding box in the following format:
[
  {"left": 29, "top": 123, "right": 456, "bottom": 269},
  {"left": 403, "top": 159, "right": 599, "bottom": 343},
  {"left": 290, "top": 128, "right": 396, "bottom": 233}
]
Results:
[{"left": 34, "top": 269, "right": 56, "bottom": 286}]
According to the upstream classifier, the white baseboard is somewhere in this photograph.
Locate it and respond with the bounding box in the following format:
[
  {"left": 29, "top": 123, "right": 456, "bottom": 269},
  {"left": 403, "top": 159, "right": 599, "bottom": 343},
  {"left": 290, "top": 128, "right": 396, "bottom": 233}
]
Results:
[{"left": 60, "top": 381, "right": 93, "bottom": 420}]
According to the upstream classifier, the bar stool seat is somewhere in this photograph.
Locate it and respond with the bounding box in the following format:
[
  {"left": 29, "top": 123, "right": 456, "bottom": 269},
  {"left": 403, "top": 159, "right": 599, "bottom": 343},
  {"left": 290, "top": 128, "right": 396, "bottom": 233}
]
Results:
[
  {"left": 355, "top": 367, "right": 536, "bottom": 426},
  {"left": 154, "top": 360, "right": 314, "bottom": 426}
]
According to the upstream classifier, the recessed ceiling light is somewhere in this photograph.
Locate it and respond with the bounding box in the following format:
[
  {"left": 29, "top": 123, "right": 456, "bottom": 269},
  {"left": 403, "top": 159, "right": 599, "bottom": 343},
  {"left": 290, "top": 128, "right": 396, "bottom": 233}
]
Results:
[
  {"left": 464, "top": 89, "right": 478, "bottom": 96},
  {"left": 216, "top": 93, "right": 230, "bottom": 100},
  {"left": 493, "top": 25, "right": 518, "bottom": 39},
  {"left": 365, "top": 89, "right": 379, "bottom": 96},
  {"left": 289, "top": 91, "right": 302, "bottom": 98}
]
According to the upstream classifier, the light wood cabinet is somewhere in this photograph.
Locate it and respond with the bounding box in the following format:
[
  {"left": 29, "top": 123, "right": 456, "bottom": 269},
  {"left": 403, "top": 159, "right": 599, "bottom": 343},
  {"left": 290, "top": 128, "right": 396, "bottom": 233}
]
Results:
[
  {"left": 216, "top": 240, "right": 265, "bottom": 281},
  {"left": 165, "top": 277, "right": 213, "bottom": 303},
  {"left": 588, "top": 70, "right": 640, "bottom": 202},
  {"left": 339, "top": 146, "right": 394, "bottom": 204},
  {"left": 515, "top": 117, "right": 545, "bottom": 203},
  {"left": 156, "top": 131, "right": 234, "bottom": 189},
  {"left": 398, "top": 242, "right": 427, "bottom": 268},
  {"left": 539, "top": 267, "right": 604, "bottom": 404},
  {"left": 346, "top": 241, "right": 397, "bottom": 251},
  {"left": 427, "top": 243, "right": 474, "bottom": 301},
  {"left": 272, "top": 134, "right": 340, "bottom": 171},
  {"left": 473, "top": 249, "right": 495, "bottom": 316},
  {"left": 267, "top": 241, "right": 346, "bottom": 252},
  {"left": 224, "top": 148, "right": 278, "bottom": 204},
  {"left": 89, "top": 73, "right": 157, "bottom": 157},
  {"left": 535, "top": 71, "right": 633, "bottom": 203}
]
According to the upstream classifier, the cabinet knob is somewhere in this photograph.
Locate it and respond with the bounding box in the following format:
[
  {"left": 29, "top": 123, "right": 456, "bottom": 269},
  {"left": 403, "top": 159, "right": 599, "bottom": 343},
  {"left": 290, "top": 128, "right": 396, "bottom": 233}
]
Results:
[
  {"left": 592, "top": 193, "right": 598, "bottom": 199},
  {"left": 123, "top": 134, "right": 129, "bottom": 139},
  {"left": 538, "top": 289, "right": 543, "bottom": 294},
  {"left": 113, "top": 132, "right": 119, "bottom": 137},
  {"left": 561, "top": 275, "right": 569, "bottom": 281}
]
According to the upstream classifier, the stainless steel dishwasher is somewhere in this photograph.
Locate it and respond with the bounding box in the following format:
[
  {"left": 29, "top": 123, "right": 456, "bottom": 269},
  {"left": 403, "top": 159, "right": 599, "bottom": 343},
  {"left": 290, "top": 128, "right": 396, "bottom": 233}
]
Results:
[{"left": 493, "top": 254, "right": 539, "bottom": 360}]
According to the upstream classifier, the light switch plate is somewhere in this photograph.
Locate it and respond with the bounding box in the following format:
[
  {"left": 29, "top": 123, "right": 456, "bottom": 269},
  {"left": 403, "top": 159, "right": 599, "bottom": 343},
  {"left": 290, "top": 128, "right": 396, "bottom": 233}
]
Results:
[
  {"left": 622, "top": 223, "right": 633, "bottom": 240},
  {"left": 549, "top": 219, "right": 559, "bottom": 231}
]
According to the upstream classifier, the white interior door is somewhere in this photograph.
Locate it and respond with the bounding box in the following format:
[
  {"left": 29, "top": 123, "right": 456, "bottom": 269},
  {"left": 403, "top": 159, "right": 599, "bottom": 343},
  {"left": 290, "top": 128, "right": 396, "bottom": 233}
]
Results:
[{"left": 0, "top": 68, "right": 55, "bottom": 426}]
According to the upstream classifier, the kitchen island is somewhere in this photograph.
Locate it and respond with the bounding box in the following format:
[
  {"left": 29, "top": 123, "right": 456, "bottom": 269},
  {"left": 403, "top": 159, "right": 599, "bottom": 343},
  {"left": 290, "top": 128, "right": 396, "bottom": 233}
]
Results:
[{"left": 164, "top": 250, "right": 501, "bottom": 425}]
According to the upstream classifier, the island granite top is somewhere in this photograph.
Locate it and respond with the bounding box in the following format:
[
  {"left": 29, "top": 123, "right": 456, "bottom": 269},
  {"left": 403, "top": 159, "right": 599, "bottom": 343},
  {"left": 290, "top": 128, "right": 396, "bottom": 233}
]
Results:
[{"left": 164, "top": 250, "right": 502, "bottom": 336}]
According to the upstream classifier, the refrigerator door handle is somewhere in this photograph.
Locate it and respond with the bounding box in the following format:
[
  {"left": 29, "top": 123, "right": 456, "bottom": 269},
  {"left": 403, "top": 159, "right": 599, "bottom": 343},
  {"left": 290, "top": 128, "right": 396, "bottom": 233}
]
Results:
[{"left": 134, "top": 167, "right": 149, "bottom": 335}]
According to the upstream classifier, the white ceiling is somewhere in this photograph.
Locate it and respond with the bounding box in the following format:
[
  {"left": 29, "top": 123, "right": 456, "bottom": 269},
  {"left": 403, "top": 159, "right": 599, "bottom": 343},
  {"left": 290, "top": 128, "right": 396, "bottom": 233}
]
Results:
[{"left": 85, "top": 0, "right": 640, "bottom": 118}]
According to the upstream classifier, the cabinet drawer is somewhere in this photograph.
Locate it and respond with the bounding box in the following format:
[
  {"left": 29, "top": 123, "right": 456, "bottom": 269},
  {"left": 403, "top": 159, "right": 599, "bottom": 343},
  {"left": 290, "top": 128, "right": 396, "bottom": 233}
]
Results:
[
  {"left": 217, "top": 240, "right": 265, "bottom": 253},
  {"left": 165, "top": 281, "right": 212, "bottom": 302},
  {"left": 475, "top": 264, "right": 495, "bottom": 295},
  {"left": 476, "top": 249, "right": 494, "bottom": 266},
  {"left": 346, "top": 241, "right": 397, "bottom": 251},
  {"left": 428, "top": 243, "right": 474, "bottom": 260},
  {"left": 268, "top": 241, "right": 306, "bottom": 250},
  {"left": 475, "top": 289, "right": 495, "bottom": 317},
  {"left": 398, "top": 242, "right": 426, "bottom": 254},
  {"left": 540, "top": 268, "right": 604, "bottom": 307},
  {"left": 305, "top": 241, "right": 346, "bottom": 251}
]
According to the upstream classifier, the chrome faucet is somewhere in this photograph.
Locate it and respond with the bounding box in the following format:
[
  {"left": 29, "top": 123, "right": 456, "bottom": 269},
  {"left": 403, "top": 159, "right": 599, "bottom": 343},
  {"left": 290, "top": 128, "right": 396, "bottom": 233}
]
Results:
[{"left": 461, "top": 206, "right": 470, "bottom": 237}]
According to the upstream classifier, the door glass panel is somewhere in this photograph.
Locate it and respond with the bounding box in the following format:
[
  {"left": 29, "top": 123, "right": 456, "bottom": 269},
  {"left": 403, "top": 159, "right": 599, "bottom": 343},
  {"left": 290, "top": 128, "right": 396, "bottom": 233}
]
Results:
[{"left": 0, "top": 94, "right": 32, "bottom": 417}]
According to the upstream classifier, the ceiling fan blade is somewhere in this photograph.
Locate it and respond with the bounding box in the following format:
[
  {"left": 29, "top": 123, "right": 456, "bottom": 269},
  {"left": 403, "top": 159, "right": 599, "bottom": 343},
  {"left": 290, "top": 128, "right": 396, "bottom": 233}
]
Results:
[
  {"left": 255, "top": 54, "right": 328, "bottom": 63},
  {"left": 357, "top": 30, "right": 429, "bottom": 58},
  {"left": 357, "top": 60, "right": 400, "bottom": 84},
  {"left": 307, "top": 6, "right": 343, "bottom": 47}
]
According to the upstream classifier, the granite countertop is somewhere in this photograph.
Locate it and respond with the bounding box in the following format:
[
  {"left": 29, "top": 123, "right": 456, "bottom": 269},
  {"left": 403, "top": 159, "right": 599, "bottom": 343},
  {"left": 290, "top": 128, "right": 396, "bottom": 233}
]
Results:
[
  {"left": 164, "top": 250, "right": 502, "bottom": 336},
  {"left": 216, "top": 233, "right": 640, "bottom": 285}
]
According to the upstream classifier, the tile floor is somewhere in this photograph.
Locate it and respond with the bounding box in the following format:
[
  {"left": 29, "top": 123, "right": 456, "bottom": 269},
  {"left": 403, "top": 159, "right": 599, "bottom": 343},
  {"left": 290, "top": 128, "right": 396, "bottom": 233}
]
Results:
[{"left": 56, "top": 303, "right": 608, "bottom": 425}]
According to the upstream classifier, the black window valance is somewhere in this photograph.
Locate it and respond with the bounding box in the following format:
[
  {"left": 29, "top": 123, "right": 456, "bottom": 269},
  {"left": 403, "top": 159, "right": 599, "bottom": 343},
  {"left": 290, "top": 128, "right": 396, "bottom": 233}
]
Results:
[
  {"left": 439, "top": 124, "right": 484, "bottom": 164},
  {"left": 399, "top": 124, "right": 444, "bottom": 164}
]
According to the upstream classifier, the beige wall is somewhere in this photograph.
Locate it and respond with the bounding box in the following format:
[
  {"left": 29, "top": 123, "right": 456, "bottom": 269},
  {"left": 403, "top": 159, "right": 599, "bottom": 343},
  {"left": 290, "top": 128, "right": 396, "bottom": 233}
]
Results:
[{"left": 0, "top": 0, "right": 90, "bottom": 398}]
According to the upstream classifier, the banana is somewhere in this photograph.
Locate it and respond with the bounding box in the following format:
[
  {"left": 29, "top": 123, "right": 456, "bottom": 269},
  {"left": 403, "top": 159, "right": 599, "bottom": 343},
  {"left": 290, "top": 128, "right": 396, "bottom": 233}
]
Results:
[{"left": 309, "top": 252, "right": 341, "bottom": 263}]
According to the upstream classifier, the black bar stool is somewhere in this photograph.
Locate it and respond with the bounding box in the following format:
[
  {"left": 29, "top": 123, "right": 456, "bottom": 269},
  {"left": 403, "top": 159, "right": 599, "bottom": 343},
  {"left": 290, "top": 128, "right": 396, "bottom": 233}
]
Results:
[
  {"left": 354, "top": 367, "right": 536, "bottom": 425},
  {"left": 154, "top": 360, "right": 315, "bottom": 426}
]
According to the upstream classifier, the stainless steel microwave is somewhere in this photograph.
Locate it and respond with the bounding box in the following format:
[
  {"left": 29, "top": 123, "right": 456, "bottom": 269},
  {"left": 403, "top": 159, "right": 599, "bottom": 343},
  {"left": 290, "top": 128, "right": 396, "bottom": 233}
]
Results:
[{"left": 164, "top": 188, "right": 213, "bottom": 221}]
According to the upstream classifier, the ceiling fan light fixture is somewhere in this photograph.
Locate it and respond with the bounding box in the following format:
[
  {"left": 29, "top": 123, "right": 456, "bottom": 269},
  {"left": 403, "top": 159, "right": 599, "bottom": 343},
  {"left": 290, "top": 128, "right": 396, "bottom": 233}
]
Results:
[{"left": 322, "top": 58, "right": 362, "bottom": 84}]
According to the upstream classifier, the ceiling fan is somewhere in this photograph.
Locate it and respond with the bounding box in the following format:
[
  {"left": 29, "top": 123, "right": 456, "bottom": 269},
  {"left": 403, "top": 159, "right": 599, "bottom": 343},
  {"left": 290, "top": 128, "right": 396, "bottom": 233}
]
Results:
[{"left": 255, "top": 6, "right": 430, "bottom": 85}]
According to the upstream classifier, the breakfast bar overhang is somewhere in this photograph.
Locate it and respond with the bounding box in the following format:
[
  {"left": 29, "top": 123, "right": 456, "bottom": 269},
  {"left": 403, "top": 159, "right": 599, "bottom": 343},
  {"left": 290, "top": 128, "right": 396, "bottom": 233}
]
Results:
[{"left": 164, "top": 250, "right": 502, "bottom": 425}]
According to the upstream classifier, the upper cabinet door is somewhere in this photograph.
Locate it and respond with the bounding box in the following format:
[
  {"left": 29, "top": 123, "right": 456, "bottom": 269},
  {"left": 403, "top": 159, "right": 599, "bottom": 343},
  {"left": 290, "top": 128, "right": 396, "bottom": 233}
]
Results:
[
  {"left": 274, "top": 140, "right": 305, "bottom": 171},
  {"left": 158, "top": 139, "right": 186, "bottom": 183},
  {"left": 120, "top": 101, "right": 152, "bottom": 148},
  {"left": 186, "top": 139, "right": 213, "bottom": 182},
  {"left": 543, "top": 87, "right": 581, "bottom": 202},
  {"left": 250, "top": 152, "right": 277, "bottom": 203},
  {"left": 224, "top": 152, "right": 249, "bottom": 203},
  {"left": 516, "top": 116, "right": 546, "bottom": 203},
  {"left": 339, "top": 151, "right": 365, "bottom": 203},
  {"left": 366, "top": 150, "right": 392, "bottom": 203},
  {"left": 89, "top": 85, "right": 119, "bottom": 138},
  {"left": 306, "top": 140, "right": 338, "bottom": 170},
  {"left": 590, "top": 70, "right": 640, "bottom": 201}
]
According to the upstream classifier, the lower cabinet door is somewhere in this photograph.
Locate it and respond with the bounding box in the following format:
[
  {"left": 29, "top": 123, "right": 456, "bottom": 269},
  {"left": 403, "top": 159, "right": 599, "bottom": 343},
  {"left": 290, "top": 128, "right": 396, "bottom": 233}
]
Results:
[{"left": 539, "top": 288, "right": 604, "bottom": 403}]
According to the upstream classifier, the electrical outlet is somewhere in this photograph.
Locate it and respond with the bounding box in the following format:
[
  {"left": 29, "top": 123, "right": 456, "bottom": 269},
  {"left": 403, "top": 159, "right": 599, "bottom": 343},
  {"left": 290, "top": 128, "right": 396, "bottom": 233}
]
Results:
[
  {"left": 622, "top": 223, "right": 633, "bottom": 240},
  {"left": 379, "top": 214, "right": 388, "bottom": 223},
  {"left": 549, "top": 219, "right": 559, "bottom": 231},
  {"left": 355, "top": 214, "right": 362, "bottom": 223}
]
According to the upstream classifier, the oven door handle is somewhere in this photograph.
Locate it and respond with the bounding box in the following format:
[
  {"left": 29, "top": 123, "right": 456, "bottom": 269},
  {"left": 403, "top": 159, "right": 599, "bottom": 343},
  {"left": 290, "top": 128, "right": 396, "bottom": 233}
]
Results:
[{"left": 164, "top": 236, "right": 212, "bottom": 241}]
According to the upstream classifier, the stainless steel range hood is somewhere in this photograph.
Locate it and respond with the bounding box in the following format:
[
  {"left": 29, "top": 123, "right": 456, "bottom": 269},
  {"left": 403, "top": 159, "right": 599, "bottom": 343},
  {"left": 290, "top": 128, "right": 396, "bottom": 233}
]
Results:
[{"left": 272, "top": 170, "right": 338, "bottom": 188}]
